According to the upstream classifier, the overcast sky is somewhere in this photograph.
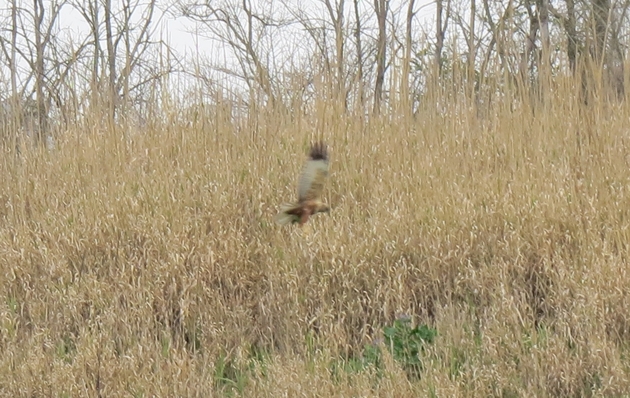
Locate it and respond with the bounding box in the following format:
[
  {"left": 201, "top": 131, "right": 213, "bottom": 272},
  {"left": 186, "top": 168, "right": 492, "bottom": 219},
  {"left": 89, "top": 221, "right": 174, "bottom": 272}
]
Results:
[
  {"left": 53, "top": 0, "right": 437, "bottom": 58},
  {"left": 0, "top": 0, "right": 438, "bottom": 100}
]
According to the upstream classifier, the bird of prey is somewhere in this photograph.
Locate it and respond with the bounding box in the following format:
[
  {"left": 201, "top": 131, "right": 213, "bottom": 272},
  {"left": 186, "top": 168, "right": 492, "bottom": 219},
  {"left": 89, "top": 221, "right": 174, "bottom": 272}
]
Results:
[{"left": 275, "top": 141, "right": 330, "bottom": 226}]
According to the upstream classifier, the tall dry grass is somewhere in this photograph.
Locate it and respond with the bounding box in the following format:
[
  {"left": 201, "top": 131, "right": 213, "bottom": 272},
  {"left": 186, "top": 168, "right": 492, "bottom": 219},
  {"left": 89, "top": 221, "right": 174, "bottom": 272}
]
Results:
[{"left": 1, "top": 77, "right": 630, "bottom": 396}]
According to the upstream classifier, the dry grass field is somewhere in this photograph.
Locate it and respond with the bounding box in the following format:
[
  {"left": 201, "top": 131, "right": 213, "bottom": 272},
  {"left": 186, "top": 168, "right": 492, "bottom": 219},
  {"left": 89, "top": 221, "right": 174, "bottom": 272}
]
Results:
[{"left": 2, "top": 80, "right": 630, "bottom": 397}]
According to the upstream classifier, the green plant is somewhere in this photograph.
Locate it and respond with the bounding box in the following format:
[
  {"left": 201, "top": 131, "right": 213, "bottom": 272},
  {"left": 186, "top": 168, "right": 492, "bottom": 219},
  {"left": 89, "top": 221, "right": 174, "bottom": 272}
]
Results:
[
  {"left": 382, "top": 317, "right": 437, "bottom": 380},
  {"left": 213, "top": 345, "right": 271, "bottom": 396},
  {"left": 214, "top": 353, "right": 248, "bottom": 396},
  {"left": 336, "top": 318, "right": 437, "bottom": 382}
]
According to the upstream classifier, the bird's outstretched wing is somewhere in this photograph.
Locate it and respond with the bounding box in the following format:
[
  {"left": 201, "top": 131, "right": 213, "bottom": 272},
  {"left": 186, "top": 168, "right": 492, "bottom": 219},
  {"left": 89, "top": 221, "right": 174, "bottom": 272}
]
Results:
[{"left": 297, "top": 142, "right": 329, "bottom": 202}]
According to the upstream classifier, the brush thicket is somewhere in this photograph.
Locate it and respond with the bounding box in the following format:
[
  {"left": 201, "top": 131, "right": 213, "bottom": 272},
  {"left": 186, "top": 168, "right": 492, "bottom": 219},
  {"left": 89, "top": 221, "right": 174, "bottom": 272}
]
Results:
[{"left": 1, "top": 72, "right": 630, "bottom": 396}]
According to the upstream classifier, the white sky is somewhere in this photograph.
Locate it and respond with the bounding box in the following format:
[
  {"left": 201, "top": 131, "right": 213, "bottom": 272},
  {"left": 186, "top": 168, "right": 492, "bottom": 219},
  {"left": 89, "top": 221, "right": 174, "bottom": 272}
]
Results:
[
  {"left": 0, "top": 0, "right": 437, "bottom": 101},
  {"left": 55, "top": 0, "right": 436, "bottom": 58}
]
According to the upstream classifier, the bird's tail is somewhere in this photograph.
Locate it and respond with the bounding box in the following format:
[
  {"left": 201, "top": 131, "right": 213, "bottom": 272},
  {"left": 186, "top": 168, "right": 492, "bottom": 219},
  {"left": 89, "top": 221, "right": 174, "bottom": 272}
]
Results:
[{"left": 275, "top": 203, "right": 300, "bottom": 226}]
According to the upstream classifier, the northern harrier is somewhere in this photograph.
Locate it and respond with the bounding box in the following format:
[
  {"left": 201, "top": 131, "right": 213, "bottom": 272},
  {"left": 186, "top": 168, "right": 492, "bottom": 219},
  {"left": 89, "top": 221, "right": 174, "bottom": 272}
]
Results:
[{"left": 275, "top": 142, "right": 330, "bottom": 226}]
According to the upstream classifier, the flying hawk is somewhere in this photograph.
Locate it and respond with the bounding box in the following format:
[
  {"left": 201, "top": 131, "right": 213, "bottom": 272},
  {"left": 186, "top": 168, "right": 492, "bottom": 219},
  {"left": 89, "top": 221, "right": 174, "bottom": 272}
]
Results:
[{"left": 275, "top": 142, "right": 330, "bottom": 226}]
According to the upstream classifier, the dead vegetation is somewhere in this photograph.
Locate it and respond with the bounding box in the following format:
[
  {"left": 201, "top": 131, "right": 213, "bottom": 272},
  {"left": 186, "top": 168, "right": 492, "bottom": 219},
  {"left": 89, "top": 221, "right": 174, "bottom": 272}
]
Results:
[{"left": 0, "top": 80, "right": 629, "bottom": 396}]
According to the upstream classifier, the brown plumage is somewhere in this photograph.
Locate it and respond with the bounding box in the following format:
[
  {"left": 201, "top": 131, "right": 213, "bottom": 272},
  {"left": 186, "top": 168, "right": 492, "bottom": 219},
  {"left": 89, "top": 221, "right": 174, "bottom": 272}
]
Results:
[{"left": 275, "top": 142, "right": 330, "bottom": 226}]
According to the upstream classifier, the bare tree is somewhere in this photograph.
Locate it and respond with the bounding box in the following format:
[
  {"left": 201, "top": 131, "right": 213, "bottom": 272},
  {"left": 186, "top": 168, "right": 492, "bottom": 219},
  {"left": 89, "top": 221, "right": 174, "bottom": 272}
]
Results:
[
  {"left": 9, "top": 0, "right": 18, "bottom": 104},
  {"left": 32, "top": 0, "right": 50, "bottom": 142},
  {"left": 539, "top": 0, "right": 551, "bottom": 69},
  {"left": 565, "top": 0, "right": 578, "bottom": 73},
  {"left": 373, "top": 0, "right": 388, "bottom": 114},
  {"left": 452, "top": 0, "right": 477, "bottom": 93},
  {"left": 592, "top": 0, "right": 609, "bottom": 65},
  {"left": 119, "top": 0, "right": 158, "bottom": 114},
  {"left": 400, "top": 0, "right": 415, "bottom": 114},
  {"left": 520, "top": 0, "right": 539, "bottom": 87},
  {"left": 0, "top": 0, "right": 21, "bottom": 147},
  {"left": 590, "top": 0, "right": 625, "bottom": 97},
  {"left": 479, "top": 0, "right": 511, "bottom": 80},
  {"left": 284, "top": 0, "right": 349, "bottom": 108},
  {"left": 0, "top": 0, "right": 69, "bottom": 145},
  {"left": 73, "top": 0, "right": 102, "bottom": 109},
  {"left": 435, "top": 0, "right": 450, "bottom": 77},
  {"left": 548, "top": 0, "right": 626, "bottom": 101},
  {"left": 104, "top": 0, "right": 116, "bottom": 123},
  {"left": 323, "top": 0, "right": 346, "bottom": 107},
  {"left": 607, "top": 0, "right": 628, "bottom": 97},
  {"left": 180, "top": 0, "right": 282, "bottom": 107},
  {"left": 0, "top": 0, "right": 99, "bottom": 148},
  {"left": 74, "top": 0, "right": 166, "bottom": 124},
  {"left": 468, "top": 0, "right": 476, "bottom": 93},
  {"left": 353, "top": 0, "right": 364, "bottom": 111}
]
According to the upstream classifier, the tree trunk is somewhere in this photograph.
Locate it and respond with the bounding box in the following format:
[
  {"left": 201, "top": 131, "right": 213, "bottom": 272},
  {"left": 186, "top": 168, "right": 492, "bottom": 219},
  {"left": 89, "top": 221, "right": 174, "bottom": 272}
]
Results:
[
  {"left": 436, "top": 0, "right": 445, "bottom": 76},
  {"left": 401, "top": 0, "right": 415, "bottom": 114},
  {"left": 538, "top": 0, "right": 550, "bottom": 68},
  {"left": 537, "top": 0, "right": 551, "bottom": 100},
  {"left": 33, "top": 0, "right": 47, "bottom": 144},
  {"left": 565, "top": 0, "right": 577, "bottom": 74},
  {"left": 353, "top": 0, "right": 364, "bottom": 111},
  {"left": 105, "top": 0, "right": 117, "bottom": 125},
  {"left": 324, "top": 0, "right": 346, "bottom": 108},
  {"left": 9, "top": 0, "right": 19, "bottom": 149},
  {"left": 373, "top": 0, "right": 388, "bottom": 115},
  {"left": 467, "top": 0, "right": 476, "bottom": 96},
  {"left": 608, "top": 1, "right": 626, "bottom": 98},
  {"left": 90, "top": 0, "right": 101, "bottom": 114},
  {"left": 592, "top": 0, "right": 609, "bottom": 66},
  {"left": 10, "top": 0, "right": 18, "bottom": 103},
  {"left": 520, "top": 0, "right": 538, "bottom": 87}
]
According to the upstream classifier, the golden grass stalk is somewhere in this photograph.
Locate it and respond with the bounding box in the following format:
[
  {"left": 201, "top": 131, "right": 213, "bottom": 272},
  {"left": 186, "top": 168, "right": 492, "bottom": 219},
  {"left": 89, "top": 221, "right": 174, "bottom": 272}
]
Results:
[{"left": 1, "top": 75, "right": 630, "bottom": 396}]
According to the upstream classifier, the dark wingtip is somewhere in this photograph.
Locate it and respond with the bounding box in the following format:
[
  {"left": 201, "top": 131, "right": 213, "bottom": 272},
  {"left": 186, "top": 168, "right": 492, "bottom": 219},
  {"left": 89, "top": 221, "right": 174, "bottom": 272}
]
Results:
[{"left": 309, "top": 141, "right": 328, "bottom": 161}]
